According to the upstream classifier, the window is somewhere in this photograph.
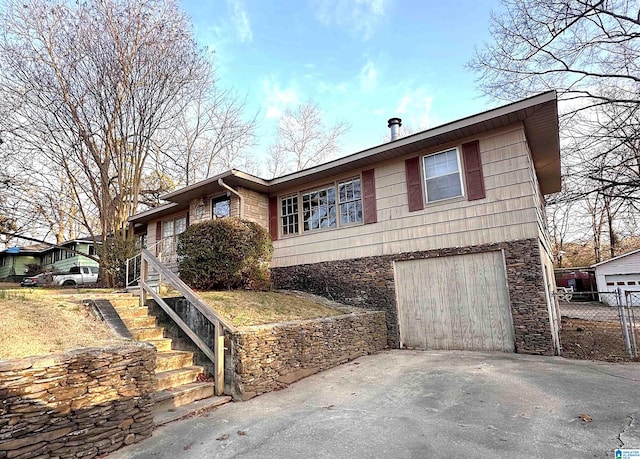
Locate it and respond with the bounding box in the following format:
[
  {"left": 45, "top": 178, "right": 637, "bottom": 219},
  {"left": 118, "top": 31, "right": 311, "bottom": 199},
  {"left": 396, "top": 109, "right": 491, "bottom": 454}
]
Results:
[
  {"left": 423, "top": 148, "right": 463, "bottom": 202},
  {"left": 338, "top": 178, "right": 362, "bottom": 225},
  {"left": 212, "top": 196, "right": 231, "bottom": 219},
  {"left": 161, "top": 216, "right": 187, "bottom": 256},
  {"left": 0, "top": 256, "right": 5, "bottom": 267},
  {"left": 303, "top": 186, "right": 336, "bottom": 231},
  {"left": 162, "top": 216, "right": 187, "bottom": 242},
  {"left": 280, "top": 194, "right": 299, "bottom": 235},
  {"left": 88, "top": 245, "right": 96, "bottom": 256},
  {"left": 280, "top": 177, "right": 363, "bottom": 236}
]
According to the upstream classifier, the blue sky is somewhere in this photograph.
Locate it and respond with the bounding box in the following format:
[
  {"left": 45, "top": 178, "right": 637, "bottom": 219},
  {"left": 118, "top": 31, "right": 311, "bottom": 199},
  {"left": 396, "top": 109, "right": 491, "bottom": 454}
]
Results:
[{"left": 181, "top": 0, "right": 504, "bottom": 173}]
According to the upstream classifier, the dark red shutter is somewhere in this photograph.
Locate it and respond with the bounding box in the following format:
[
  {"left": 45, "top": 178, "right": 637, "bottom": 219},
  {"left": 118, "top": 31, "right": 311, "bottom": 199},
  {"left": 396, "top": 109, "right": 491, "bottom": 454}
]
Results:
[
  {"left": 185, "top": 212, "right": 190, "bottom": 227},
  {"left": 361, "top": 169, "right": 377, "bottom": 224},
  {"left": 462, "top": 140, "right": 486, "bottom": 201},
  {"left": 268, "top": 196, "right": 278, "bottom": 241},
  {"left": 405, "top": 157, "right": 424, "bottom": 212}
]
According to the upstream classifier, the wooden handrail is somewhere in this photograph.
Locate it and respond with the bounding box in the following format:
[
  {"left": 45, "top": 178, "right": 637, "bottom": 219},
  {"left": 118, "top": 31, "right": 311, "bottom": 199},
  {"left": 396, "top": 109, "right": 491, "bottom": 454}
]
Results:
[
  {"left": 139, "top": 248, "right": 230, "bottom": 395},
  {"left": 140, "top": 249, "right": 236, "bottom": 332},
  {"left": 141, "top": 280, "right": 216, "bottom": 364}
]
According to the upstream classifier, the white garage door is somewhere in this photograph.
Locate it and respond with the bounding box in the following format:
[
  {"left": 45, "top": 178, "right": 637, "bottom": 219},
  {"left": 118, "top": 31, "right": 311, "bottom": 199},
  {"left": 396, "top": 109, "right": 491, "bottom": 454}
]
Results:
[
  {"left": 604, "top": 274, "right": 640, "bottom": 306},
  {"left": 394, "top": 251, "right": 514, "bottom": 351}
]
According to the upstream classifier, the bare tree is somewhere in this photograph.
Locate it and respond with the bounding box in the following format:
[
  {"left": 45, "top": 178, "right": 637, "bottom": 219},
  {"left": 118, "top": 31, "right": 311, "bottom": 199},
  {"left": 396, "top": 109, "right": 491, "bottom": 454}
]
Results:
[
  {"left": 161, "top": 80, "right": 259, "bottom": 186},
  {"left": 470, "top": 0, "right": 640, "bottom": 250},
  {"left": 267, "top": 100, "right": 350, "bottom": 178},
  {"left": 0, "top": 0, "right": 238, "bottom": 285},
  {"left": 470, "top": 0, "right": 640, "bottom": 109}
]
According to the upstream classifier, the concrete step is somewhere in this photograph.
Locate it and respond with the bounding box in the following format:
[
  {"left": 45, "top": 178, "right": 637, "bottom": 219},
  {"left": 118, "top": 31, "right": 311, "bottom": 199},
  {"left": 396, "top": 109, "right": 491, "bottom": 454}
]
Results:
[
  {"left": 154, "top": 395, "right": 232, "bottom": 427},
  {"left": 130, "top": 327, "right": 164, "bottom": 341},
  {"left": 146, "top": 338, "right": 173, "bottom": 352},
  {"left": 121, "top": 315, "right": 156, "bottom": 329},
  {"left": 156, "top": 366, "right": 203, "bottom": 391},
  {"left": 154, "top": 382, "right": 214, "bottom": 414},
  {"left": 156, "top": 350, "right": 195, "bottom": 373}
]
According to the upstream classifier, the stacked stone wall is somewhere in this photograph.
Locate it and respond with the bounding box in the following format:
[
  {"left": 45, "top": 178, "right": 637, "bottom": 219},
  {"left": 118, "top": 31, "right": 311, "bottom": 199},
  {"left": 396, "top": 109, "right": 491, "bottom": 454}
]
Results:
[
  {"left": 228, "top": 311, "right": 387, "bottom": 400},
  {"left": 0, "top": 344, "right": 156, "bottom": 459},
  {"left": 272, "top": 238, "right": 555, "bottom": 355}
]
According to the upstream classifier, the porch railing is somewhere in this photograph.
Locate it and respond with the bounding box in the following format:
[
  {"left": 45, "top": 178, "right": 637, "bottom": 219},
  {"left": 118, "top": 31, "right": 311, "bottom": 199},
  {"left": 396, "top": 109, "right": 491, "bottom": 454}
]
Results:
[{"left": 125, "top": 237, "right": 176, "bottom": 289}]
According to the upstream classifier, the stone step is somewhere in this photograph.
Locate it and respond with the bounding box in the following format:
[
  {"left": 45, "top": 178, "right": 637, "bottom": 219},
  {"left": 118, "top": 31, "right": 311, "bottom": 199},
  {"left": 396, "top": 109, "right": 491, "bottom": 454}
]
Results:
[
  {"left": 155, "top": 350, "right": 194, "bottom": 373},
  {"left": 109, "top": 297, "right": 142, "bottom": 309},
  {"left": 121, "top": 315, "right": 156, "bottom": 329},
  {"left": 153, "top": 382, "right": 214, "bottom": 414},
  {"left": 154, "top": 395, "right": 232, "bottom": 427},
  {"left": 146, "top": 338, "right": 173, "bottom": 352},
  {"left": 156, "top": 366, "right": 203, "bottom": 391},
  {"left": 113, "top": 306, "right": 150, "bottom": 319},
  {"left": 130, "top": 327, "right": 164, "bottom": 341}
]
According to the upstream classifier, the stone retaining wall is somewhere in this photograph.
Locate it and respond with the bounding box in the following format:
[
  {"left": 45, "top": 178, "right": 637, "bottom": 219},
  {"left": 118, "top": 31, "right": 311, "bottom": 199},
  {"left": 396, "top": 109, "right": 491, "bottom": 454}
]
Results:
[
  {"left": 0, "top": 344, "right": 156, "bottom": 459},
  {"left": 272, "top": 238, "right": 556, "bottom": 355},
  {"left": 228, "top": 311, "right": 387, "bottom": 401}
]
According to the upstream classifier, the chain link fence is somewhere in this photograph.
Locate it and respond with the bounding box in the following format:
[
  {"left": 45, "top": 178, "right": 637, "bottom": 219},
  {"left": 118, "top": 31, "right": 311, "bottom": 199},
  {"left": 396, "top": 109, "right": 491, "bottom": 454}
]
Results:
[{"left": 556, "top": 289, "right": 639, "bottom": 361}]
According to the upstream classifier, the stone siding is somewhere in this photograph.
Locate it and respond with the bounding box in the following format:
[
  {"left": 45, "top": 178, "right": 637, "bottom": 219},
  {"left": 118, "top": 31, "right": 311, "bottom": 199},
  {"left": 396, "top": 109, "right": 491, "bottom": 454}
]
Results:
[
  {"left": 238, "top": 187, "right": 269, "bottom": 229},
  {"left": 0, "top": 344, "right": 156, "bottom": 459},
  {"left": 228, "top": 311, "right": 387, "bottom": 401},
  {"left": 272, "top": 238, "right": 556, "bottom": 355}
]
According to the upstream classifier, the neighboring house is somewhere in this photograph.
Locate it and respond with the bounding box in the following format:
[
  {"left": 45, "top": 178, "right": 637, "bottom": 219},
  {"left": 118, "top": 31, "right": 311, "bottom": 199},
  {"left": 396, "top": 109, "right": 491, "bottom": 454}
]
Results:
[
  {"left": 0, "top": 244, "right": 49, "bottom": 281},
  {"left": 0, "top": 238, "right": 99, "bottom": 281},
  {"left": 592, "top": 249, "right": 640, "bottom": 306},
  {"left": 41, "top": 238, "right": 99, "bottom": 272},
  {"left": 129, "top": 91, "right": 562, "bottom": 356}
]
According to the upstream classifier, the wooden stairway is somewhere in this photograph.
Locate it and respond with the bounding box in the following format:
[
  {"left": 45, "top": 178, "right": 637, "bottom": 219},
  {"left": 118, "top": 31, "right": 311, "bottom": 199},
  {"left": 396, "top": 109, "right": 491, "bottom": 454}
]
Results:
[{"left": 106, "top": 295, "right": 231, "bottom": 425}]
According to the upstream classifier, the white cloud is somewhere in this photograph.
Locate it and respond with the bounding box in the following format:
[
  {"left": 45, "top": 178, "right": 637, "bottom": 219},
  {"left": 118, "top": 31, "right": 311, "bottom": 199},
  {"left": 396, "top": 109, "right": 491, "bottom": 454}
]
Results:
[
  {"left": 311, "top": 0, "right": 388, "bottom": 41},
  {"left": 317, "top": 80, "right": 348, "bottom": 94},
  {"left": 227, "top": 0, "right": 253, "bottom": 43},
  {"left": 262, "top": 78, "right": 299, "bottom": 119},
  {"left": 359, "top": 60, "right": 378, "bottom": 91},
  {"left": 394, "top": 87, "right": 434, "bottom": 131}
]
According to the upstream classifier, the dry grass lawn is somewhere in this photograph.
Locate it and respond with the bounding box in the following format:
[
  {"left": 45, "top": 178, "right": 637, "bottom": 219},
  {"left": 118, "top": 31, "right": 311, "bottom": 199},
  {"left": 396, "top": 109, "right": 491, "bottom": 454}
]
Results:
[
  {"left": 0, "top": 284, "right": 346, "bottom": 360},
  {"left": 198, "top": 290, "right": 345, "bottom": 327},
  {"left": 0, "top": 288, "right": 127, "bottom": 360}
]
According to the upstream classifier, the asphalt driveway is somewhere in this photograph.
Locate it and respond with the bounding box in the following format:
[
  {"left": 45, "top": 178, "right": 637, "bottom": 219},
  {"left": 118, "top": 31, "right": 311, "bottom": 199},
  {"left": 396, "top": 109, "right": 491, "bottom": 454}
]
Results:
[{"left": 110, "top": 350, "right": 640, "bottom": 459}]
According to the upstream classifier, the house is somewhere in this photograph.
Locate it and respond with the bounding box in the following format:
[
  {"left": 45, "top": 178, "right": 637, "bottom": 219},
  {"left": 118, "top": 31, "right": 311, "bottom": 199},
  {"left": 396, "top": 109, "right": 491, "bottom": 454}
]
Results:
[
  {"left": 41, "top": 238, "right": 99, "bottom": 272},
  {"left": 129, "top": 90, "right": 562, "bottom": 356},
  {"left": 0, "top": 238, "right": 99, "bottom": 282},
  {"left": 0, "top": 244, "right": 49, "bottom": 281},
  {"left": 592, "top": 248, "right": 640, "bottom": 306}
]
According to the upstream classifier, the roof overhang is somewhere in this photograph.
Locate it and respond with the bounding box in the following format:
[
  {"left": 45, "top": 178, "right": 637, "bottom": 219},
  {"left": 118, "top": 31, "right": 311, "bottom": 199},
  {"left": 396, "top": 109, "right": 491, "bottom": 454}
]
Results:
[
  {"left": 268, "top": 91, "right": 561, "bottom": 195},
  {"left": 128, "top": 202, "right": 181, "bottom": 225},
  {"left": 160, "top": 170, "right": 271, "bottom": 205},
  {"left": 128, "top": 91, "right": 561, "bottom": 224}
]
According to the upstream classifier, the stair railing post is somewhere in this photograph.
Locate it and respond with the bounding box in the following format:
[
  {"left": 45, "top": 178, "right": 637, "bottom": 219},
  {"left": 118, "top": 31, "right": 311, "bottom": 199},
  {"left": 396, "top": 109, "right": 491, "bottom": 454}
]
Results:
[
  {"left": 214, "top": 319, "right": 224, "bottom": 396},
  {"left": 140, "top": 255, "right": 148, "bottom": 307}
]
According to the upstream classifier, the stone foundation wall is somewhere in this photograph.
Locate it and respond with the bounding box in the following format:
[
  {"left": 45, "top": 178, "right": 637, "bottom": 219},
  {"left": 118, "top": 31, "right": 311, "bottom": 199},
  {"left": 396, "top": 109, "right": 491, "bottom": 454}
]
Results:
[
  {"left": 271, "top": 238, "right": 555, "bottom": 355},
  {"left": 0, "top": 344, "right": 156, "bottom": 459},
  {"left": 228, "top": 311, "right": 387, "bottom": 400}
]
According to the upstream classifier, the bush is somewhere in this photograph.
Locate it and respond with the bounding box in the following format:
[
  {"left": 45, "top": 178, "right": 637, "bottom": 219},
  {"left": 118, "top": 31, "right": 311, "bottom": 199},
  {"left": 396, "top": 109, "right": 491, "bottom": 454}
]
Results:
[
  {"left": 96, "top": 236, "right": 138, "bottom": 288},
  {"left": 177, "top": 218, "right": 273, "bottom": 290}
]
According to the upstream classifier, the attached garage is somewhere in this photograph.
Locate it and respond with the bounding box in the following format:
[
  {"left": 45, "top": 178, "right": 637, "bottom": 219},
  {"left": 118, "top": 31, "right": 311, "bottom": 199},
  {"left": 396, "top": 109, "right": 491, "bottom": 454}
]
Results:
[{"left": 394, "top": 251, "right": 514, "bottom": 351}]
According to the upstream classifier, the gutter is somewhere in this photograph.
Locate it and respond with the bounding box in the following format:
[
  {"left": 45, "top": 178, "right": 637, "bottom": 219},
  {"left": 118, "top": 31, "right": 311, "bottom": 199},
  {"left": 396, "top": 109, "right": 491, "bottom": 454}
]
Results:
[{"left": 218, "top": 178, "right": 244, "bottom": 219}]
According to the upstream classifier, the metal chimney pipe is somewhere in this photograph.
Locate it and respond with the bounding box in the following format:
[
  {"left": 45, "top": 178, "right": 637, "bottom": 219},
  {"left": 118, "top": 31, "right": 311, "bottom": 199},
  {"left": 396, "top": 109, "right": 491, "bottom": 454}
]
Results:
[{"left": 388, "top": 117, "right": 402, "bottom": 141}]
